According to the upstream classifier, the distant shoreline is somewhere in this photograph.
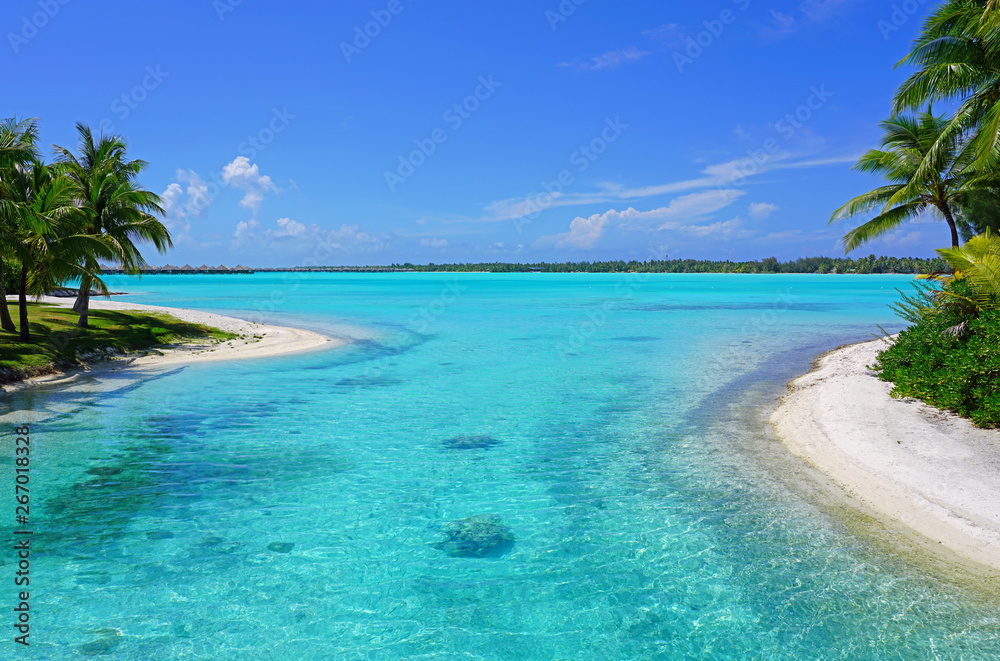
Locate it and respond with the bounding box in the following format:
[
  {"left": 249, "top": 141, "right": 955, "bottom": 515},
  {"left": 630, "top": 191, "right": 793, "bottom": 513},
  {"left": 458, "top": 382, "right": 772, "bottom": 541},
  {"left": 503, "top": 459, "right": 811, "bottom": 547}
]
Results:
[
  {"left": 98, "top": 254, "right": 945, "bottom": 276},
  {"left": 771, "top": 337, "right": 1000, "bottom": 576},
  {"left": 110, "top": 270, "right": 928, "bottom": 274}
]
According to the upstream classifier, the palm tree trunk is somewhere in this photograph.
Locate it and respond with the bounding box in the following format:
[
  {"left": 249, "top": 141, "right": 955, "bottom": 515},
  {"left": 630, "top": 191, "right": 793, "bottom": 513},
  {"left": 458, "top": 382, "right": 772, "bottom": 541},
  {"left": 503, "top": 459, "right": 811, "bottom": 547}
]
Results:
[
  {"left": 938, "top": 202, "right": 961, "bottom": 248},
  {"left": 0, "top": 259, "right": 17, "bottom": 333},
  {"left": 18, "top": 264, "right": 29, "bottom": 343},
  {"left": 76, "top": 285, "right": 90, "bottom": 328},
  {"left": 72, "top": 273, "right": 89, "bottom": 313}
]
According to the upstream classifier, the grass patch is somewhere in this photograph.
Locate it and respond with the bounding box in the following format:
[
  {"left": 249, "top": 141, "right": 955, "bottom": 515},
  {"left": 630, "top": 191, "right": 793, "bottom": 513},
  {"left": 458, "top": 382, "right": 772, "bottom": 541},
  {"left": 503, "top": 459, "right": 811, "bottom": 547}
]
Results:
[{"left": 0, "top": 302, "right": 238, "bottom": 382}]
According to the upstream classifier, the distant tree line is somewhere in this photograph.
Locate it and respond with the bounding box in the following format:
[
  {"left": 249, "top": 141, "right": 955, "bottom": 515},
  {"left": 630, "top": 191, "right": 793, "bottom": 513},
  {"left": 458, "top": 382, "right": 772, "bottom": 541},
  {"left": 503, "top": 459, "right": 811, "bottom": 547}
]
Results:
[{"left": 391, "top": 255, "right": 947, "bottom": 274}]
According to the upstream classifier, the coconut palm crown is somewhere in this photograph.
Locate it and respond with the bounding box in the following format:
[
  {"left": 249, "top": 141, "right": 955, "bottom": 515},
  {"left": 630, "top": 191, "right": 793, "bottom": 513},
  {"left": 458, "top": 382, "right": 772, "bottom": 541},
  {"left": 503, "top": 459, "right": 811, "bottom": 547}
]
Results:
[
  {"left": 53, "top": 123, "right": 171, "bottom": 327},
  {"left": 830, "top": 112, "right": 994, "bottom": 251}
]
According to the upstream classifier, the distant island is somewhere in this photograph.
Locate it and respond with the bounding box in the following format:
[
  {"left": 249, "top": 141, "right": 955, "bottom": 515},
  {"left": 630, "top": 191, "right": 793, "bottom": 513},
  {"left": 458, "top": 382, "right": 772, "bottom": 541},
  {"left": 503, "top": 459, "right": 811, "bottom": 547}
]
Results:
[{"left": 105, "top": 255, "right": 946, "bottom": 276}]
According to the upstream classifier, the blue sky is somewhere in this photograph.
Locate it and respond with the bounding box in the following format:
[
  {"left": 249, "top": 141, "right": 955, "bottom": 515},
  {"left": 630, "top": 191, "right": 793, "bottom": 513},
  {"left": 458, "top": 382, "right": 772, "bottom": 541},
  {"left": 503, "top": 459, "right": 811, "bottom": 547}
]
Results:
[{"left": 6, "top": 0, "right": 947, "bottom": 266}]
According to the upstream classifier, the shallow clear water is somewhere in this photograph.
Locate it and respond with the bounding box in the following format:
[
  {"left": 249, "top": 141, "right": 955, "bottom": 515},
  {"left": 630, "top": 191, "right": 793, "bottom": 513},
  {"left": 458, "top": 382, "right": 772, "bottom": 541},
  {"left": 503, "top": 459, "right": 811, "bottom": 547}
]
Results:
[{"left": 3, "top": 273, "right": 999, "bottom": 659}]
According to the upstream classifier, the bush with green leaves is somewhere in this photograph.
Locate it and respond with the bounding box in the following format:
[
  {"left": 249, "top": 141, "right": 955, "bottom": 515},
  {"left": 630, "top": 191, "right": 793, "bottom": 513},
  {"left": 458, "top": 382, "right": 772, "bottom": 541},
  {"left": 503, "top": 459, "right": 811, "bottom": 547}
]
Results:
[{"left": 873, "top": 280, "right": 1000, "bottom": 427}]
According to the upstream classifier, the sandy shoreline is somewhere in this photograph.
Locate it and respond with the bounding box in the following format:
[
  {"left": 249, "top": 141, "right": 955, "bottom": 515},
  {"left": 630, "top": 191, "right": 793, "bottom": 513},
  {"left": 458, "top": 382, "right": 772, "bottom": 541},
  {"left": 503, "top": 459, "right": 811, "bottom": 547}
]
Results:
[
  {"left": 2, "top": 296, "right": 340, "bottom": 394},
  {"left": 771, "top": 337, "right": 1000, "bottom": 576}
]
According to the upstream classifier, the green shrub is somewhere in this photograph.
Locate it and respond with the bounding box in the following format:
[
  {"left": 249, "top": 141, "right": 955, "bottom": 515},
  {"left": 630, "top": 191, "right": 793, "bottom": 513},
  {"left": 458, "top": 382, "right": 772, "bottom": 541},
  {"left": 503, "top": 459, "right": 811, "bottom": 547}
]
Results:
[{"left": 873, "top": 298, "right": 1000, "bottom": 428}]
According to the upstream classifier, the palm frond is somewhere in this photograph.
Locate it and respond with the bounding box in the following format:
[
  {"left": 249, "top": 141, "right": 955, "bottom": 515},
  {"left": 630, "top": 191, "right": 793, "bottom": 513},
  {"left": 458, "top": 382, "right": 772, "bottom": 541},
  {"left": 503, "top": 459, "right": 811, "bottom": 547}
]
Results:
[{"left": 841, "top": 202, "right": 924, "bottom": 253}]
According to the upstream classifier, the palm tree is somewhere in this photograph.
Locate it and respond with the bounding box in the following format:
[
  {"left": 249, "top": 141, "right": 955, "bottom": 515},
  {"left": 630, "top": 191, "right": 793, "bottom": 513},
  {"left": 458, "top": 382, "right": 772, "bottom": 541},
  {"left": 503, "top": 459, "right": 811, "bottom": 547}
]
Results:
[
  {"left": 892, "top": 1, "right": 1000, "bottom": 186},
  {"left": 830, "top": 112, "right": 990, "bottom": 251},
  {"left": 54, "top": 123, "right": 171, "bottom": 327},
  {"left": 933, "top": 229, "right": 1000, "bottom": 310},
  {"left": 0, "top": 159, "right": 114, "bottom": 341},
  {"left": 0, "top": 118, "right": 40, "bottom": 333},
  {"left": 0, "top": 118, "right": 37, "bottom": 168}
]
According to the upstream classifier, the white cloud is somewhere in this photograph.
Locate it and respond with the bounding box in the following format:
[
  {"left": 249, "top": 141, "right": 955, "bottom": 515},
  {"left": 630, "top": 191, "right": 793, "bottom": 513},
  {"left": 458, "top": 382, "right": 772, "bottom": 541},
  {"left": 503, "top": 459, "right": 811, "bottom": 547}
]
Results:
[
  {"left": 541, "top": 212, "right": 613, "bottom": 250},
  {"left": 222, "top": 157, "right": 277, "bottom": 213},
  {"left": 160, "top": 158, "right": 279, "bottom": 230},
  {"left": 561, "top": 47, "right": 650, "bottom": 72},
  {"left": 766, "top": 0, "right": 854, "bottom": 37},
  {"left": 877, "top": 229, "right": 927, "bottom": 249},
  {"left": 420, "top": 237, "right": 449, "bottom": 248},
  {"left": 178, "top": 170, "right": 211, "bottom": 216},
  {"left": 659, "top": 216, "right": 754, "bottom": 240},
  {"left": 749, "top": 202, "right": 780, "bottom": 219},
  {"left": 159, "top": 175, "right": 211, "bottom": 241},
  {"left": 233, "top": 218, "right": 390, "bottom": 257},
  {"left": 769, "top": 10, "right": 799, "bottom": 34},
  {"left": 643, "top": 24, "right": 687, "bottom": 48},
  {"left": 232, "top": 219, "right": 260, "bottom": 246},
  {"left": 533, "top": 190, "right": 748, "bottom": 251},
  {"left": 480, "top": 153, "right": 854, "bottom": 224},
  {"left": 761, "top": 230, "right": 803, "bottom": 242},
  {"left": 647, "top": 190, "right": 748, "bottom": 226},
  {"left": 161, "top": 169, "right": 212, "bottom": 221},
  {"left": 759, "top": 228, "right": 839, "bottom": 243},
  {"left": 161, "top": 183, "right": 185, "bottom": 217},
  {"left": 158, "top": 183, "right": 192, "bottom": 239},
  {"left": 799, "top": 0, "right": 853, "bottom": 23},
  {"left": 586, "top": 47, "right": 650, "bottom": 70},
  {"left": 327, "top": 224, "right": 389, "bottom": 252},
  {"left": 268, "top": 217, "right": 306, "bottom": 238}
]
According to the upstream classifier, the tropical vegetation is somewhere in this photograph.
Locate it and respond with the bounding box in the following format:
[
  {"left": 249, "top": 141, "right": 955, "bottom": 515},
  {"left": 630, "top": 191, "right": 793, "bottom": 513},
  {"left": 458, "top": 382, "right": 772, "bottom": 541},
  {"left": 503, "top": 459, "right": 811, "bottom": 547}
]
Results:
[
  {"left": 835, "top": 0, "right": 1000, "bottom": 426},
  {"left": 830, "top": 112, "right": 988, "bottom": 250},
  {"left": 0, "top": 117, "right": 174, "bottom": 357}
]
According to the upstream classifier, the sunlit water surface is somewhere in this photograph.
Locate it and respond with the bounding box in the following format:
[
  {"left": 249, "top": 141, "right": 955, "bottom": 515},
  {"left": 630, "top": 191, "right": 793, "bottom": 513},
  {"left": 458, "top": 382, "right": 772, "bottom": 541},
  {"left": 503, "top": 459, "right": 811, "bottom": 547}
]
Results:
[{"left": 2, "top": 273, "right": 998, "bottom": 660}]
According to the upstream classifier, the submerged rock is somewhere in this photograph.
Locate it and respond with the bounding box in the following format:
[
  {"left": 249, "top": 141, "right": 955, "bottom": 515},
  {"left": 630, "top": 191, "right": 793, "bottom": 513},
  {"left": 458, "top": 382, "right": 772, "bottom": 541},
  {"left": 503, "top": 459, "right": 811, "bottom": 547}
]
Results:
[
  {"left": 77, "top": 629, "right": 123, "bottom": 656},
  {"left": 86, "top": 467, "right": 123, "bottom": 477},
  {"left": 442, "top": 435, "right": 502, "bottom": 451},
  {"left": 336, "top": 375, "right": 403, "bottom": 388},
  {"left": 146, "top": 531, "right": 174, "bottom": 540},
  {"left": 433, "top": 515, "right": 515, "bottom": 558},
  {"left": 267, "top": 542, "right": 295, "bottom": 553}
]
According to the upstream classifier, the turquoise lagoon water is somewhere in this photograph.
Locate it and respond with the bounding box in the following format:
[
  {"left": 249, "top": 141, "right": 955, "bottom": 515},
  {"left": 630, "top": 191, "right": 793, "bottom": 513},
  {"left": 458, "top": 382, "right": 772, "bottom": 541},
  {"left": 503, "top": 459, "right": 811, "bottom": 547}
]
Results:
[{"left": 2, "top": 273, "right": 999, "bottom": 660}]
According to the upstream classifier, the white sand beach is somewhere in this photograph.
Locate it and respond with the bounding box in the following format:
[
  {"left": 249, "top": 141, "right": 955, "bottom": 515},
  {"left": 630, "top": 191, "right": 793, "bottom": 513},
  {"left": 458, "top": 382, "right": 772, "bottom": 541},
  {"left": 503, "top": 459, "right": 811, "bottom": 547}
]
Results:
[
  {"left": 1, "top": 296, "right": 339, "bottom": 393},
  {"left": 771, "top": 338, "right": 1000, "bottom": 575}
]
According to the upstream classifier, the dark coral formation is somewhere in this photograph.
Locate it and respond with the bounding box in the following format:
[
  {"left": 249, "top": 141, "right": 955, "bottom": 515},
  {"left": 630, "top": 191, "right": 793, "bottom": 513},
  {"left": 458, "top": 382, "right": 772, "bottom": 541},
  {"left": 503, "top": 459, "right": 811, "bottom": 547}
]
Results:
[
  {"left": 442, "top": 435, "right": 502, "bottom": 451},
  {"left": 433, "top": 515, "right": 514, "bottom": 558}
]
